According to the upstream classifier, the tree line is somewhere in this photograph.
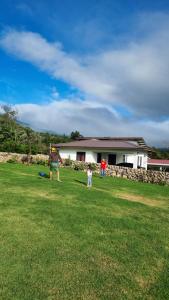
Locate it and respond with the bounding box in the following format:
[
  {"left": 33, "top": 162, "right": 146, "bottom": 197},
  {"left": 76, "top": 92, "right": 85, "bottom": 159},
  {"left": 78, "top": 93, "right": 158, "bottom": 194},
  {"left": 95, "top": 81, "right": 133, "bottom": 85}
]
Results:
[
  {"left": 151, "top": 147, "right": 169, "bottom": 159},
  {"left": 0, "top": 105, "right": 82, "bottom": 155},
  {"left": 0, "top": 105, "right": 168, "bottom": 158}
]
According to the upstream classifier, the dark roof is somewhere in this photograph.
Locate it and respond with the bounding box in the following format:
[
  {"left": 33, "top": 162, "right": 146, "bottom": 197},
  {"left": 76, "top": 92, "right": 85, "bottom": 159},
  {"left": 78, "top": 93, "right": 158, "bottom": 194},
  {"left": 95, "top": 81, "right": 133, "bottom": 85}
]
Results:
[
  {"left": 148, "top": 159, "right": 169, "bottom": 166},
  {"left": 53, "top": 138, "right": 148, "bottom": 151},
  {"left": 75, "top": 136, "right": 150, "bottom": 151}
]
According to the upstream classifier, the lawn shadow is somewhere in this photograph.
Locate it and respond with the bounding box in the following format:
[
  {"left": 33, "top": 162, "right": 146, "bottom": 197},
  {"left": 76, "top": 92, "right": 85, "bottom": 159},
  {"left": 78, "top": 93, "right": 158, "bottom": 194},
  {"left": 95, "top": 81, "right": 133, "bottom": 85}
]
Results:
[{"left": 74, "top": 179, "right": 86, "bottom": 186}]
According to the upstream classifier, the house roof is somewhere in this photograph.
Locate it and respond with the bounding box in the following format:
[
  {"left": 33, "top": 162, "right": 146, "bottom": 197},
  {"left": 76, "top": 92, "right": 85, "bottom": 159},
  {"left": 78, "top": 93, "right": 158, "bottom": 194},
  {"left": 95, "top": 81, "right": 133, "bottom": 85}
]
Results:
[
  {"left": 53, "top": 138, "right": 148, "bottom": 151},
  {"left": 148, "top": 159, "right": 169, "bottom": 166},
  {"left": 75, "top": 136, "right": 151, "bottom": 152}
]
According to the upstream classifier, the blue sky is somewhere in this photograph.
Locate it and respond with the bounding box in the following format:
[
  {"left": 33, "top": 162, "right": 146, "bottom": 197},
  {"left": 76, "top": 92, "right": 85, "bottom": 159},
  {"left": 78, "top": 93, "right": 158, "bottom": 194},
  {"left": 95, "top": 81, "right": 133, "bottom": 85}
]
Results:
[{"left": 0, "top": 0, "right": 169, "bottom": 146}]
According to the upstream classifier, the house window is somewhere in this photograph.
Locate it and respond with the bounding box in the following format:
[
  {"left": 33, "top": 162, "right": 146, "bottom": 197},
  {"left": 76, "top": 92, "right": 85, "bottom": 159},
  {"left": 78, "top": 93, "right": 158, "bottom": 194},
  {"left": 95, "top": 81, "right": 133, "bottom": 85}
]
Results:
[
  {"left": 76, "top": 152, "right": 86, "bottom": 162},
  {"left": 97, "top": 153, "right": 102, "bottom": 163},
  {"left": 137, "top": 156, "right": 142, "bottom": 167}
]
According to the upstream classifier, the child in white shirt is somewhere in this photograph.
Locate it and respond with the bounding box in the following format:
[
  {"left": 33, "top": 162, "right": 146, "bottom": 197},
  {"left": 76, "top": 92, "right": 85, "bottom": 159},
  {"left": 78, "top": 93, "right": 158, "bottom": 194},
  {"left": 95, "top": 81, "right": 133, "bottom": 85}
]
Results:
[{"left": 87, "top": 165, "right": 92, "bottom": 187}]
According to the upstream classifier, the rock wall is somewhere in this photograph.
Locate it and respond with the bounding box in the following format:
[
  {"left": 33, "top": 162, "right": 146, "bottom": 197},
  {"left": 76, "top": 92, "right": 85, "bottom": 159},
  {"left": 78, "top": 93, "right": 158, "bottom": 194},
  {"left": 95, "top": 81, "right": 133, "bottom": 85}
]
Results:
[
  {"left": 0, "top": 152, "right": 169, "bottom": 185},
  {"left": 0, "top": 152, "right": 48, "bottom": 163},
  {"left": 67, "top": 160, "right": 169, "bottom": 186}
]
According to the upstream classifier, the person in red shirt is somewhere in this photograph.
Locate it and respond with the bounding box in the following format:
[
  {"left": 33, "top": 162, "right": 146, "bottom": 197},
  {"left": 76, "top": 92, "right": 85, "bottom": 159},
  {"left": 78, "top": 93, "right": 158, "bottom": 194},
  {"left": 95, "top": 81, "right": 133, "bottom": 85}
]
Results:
[{"left": 100, "top": 159, "right": 107, "bottom": 177}]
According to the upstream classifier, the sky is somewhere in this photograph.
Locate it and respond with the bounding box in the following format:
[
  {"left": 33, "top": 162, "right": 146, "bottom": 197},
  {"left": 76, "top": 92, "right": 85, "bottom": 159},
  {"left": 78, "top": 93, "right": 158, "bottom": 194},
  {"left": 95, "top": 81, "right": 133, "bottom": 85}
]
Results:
[{"left": 0, "top": 0, "right": 169, "bottom": 146}]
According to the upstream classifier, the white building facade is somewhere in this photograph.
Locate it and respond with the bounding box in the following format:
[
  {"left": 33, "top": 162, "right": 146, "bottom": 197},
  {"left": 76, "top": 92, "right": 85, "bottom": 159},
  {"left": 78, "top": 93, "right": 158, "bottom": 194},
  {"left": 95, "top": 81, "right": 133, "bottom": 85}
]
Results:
[
  {"left": 59, "top": 148, "right": 147, "bottom": 169},
  {"left": 54, "top": 137, "right": 149, "bottom": 169}
]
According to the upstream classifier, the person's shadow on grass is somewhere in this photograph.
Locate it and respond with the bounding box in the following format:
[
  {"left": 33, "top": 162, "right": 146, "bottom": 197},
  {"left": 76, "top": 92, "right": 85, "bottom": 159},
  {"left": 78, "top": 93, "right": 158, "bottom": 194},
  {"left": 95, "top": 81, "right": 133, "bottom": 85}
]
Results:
[{"left": 74, "top": 179, "right": 86, "bottom": 186}]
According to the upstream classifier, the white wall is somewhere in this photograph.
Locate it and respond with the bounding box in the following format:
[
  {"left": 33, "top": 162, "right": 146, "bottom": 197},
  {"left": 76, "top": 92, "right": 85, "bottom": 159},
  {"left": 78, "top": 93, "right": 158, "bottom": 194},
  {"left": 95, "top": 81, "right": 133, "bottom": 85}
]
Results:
[
  {"left": 59, "top": 149, "right": 96, "bottom": 163},
  {"left": 86, "top": 151, "right": 97, "bottom": 163},
  {"left": 59, "top": 149, "right": 77, "bottom": 160},
  {"left": 59, "top": 148, "right": 148, "bottom": 169}
]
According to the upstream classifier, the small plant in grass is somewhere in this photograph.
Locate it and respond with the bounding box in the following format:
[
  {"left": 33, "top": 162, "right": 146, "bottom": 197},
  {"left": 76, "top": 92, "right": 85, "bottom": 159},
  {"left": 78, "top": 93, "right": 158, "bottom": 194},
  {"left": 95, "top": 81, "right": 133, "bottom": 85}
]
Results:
[
  {"left": 158, "top": 180, "right": 166, "bottom": 186},
  {"left": 7, "top": 158, "right": 17, "bottom": 163}
]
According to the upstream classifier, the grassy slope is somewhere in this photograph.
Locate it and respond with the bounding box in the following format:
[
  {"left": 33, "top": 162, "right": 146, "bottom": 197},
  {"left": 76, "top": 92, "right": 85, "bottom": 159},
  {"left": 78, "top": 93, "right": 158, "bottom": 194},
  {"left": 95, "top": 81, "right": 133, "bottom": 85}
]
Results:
[{"left": 0, "top": 163, "right": 169, "bottom": 300}]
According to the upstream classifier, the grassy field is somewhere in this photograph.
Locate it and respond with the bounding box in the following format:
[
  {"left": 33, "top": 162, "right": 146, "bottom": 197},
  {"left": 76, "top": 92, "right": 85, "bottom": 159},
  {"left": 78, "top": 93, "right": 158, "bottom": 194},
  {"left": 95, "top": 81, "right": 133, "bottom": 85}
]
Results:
[{"left": 0, "top": 163, "right": 169, "bottom": 300}]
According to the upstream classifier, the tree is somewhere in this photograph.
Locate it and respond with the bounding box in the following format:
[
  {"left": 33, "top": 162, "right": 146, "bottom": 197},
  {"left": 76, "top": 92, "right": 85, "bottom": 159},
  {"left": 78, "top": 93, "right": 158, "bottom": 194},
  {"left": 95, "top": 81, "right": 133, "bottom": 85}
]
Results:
[
  {"left": 20, "top": 127, "right": 38, "bottom": 156},
  {"left": 70, "top": 131, "right": 82, "bottom": 140},
  {"left": 0, "top": 105, "right": 19, "bottom": 151}
]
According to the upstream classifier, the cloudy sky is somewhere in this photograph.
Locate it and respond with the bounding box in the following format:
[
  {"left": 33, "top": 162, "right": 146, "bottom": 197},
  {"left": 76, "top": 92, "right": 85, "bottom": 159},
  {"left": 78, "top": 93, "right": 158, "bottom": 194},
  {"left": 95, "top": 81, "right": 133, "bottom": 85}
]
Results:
[{"left": 0, "top": 0, "right": 169, "bottom": 146}]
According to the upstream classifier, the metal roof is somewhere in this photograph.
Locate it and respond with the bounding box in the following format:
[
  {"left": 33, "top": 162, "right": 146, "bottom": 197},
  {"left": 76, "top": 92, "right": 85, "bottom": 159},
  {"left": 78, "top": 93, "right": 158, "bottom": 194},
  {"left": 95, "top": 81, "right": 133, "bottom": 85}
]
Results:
[
  {"left": 148, "top": 159, "right": 169, "bottom": 166},
  {"left": 53, "top": 138, "right": 148, "bottom": 151}
]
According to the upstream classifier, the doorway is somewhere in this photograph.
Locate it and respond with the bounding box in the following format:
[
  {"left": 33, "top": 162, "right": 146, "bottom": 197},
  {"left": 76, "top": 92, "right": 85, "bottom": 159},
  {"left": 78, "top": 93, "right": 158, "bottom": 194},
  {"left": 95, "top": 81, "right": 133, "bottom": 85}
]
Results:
[
  {"left": 97, "top": 153, "right": 102, "bottom": 163},
  {"left": 108, "top": 154, "right": 116, "bottom": 165}
]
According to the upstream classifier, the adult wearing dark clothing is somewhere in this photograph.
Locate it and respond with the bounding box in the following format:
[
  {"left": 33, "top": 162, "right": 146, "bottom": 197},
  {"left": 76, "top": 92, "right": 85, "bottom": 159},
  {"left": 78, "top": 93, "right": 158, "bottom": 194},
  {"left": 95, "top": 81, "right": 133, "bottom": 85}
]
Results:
[{"left": 49, "top": 147, "right": 62, "bottom": 181}]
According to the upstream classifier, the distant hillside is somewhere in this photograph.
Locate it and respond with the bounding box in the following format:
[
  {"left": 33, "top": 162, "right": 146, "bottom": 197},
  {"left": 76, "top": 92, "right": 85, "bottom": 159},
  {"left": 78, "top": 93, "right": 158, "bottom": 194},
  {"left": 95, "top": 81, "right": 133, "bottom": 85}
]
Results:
[
  {"left": 151, "top": 147, "right": 169, "bottom": 159},
  {"left": 0, "top": 106, "right": 74, "bottom": 154}
]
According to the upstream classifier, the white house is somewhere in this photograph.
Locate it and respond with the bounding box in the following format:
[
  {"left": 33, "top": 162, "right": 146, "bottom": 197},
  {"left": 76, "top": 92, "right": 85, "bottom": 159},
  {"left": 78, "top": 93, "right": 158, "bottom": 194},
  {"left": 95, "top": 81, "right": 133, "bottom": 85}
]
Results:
[{"left": 54, "top": 137, "right": 150, "bottom": 169}]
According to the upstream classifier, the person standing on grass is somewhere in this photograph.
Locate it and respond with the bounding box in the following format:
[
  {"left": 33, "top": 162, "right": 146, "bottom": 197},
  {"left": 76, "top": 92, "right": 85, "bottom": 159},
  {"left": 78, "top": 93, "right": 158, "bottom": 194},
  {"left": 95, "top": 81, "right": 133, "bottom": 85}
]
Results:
[
  {"left": 48, "top": 147, "right": 62, "bottom": 181},
  {"left": 87, "top": 165, "right": 92, "bottom": 188},
  {"left": 100, "top": 159, "right": 107, "bottom": 177}
]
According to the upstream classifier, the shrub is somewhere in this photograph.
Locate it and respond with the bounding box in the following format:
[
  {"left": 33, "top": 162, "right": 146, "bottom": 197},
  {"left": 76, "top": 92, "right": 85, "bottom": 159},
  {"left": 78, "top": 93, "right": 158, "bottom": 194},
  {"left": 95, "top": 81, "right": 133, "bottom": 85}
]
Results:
[
  {"left": 7, "top": 158, "right": 17, "bottom": 163},
  {"left": 74, "top": 162, "right": 85, "bottom": 171},
  {"left": 64, "top": 158, "right": 72, "bottom": 167},
  {"left": 158, "top": 180, "right": 166, "bottom": 186},
  {"left": 36, "top": 159, "right": 47, "bottom": 166},
  {"left": 88, "top": 163, "right": 97, "bottom": 171}
]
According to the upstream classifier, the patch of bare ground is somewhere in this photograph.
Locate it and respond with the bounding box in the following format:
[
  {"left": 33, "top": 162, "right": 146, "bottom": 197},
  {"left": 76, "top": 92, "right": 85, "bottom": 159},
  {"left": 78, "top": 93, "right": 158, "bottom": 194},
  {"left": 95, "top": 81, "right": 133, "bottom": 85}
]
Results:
[
  {"left": 86, "top": 185, "right": 166, "bottom": 208},
  {"left": 114, "top": 192, "right": 165, "bottom": 207},
  {"left": 4, "top": 186, "right": 59, "bottom": 201},
  {"left": 80, "top": 291, "right": 99, "bottom": 300},
  {"left": 9, "top": 170, "right": 37, "bottom": 177},
  {"left": 94, "top": 252, "right": 120, "bottom": 272},
  {"left": 135, "top": 259, "right": 165, "bottom": 290}
]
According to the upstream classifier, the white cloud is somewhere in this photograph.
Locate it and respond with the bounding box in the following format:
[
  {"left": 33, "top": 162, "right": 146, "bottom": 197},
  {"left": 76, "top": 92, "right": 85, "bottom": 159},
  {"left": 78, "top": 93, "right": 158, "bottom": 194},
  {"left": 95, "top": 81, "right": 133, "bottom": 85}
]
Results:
[
  {"left": 0, "top": 12, "right": 169, "bottom": 145},
  {"left": 13, "top": 98, "right": 168, "bottom": 147},
  {"left": 0, "top": 29, "right": 116, "bottom": 100},
  {"left": 1, "top": 14, "right": 169, "bottom": 119}
]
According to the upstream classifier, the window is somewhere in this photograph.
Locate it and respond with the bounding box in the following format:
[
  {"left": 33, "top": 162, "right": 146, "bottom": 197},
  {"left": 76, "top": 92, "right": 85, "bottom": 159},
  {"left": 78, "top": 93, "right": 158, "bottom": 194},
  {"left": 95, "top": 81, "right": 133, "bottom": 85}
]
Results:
[
  {"left": 76, "top": 152, "right": 86, "bottom": 162},
  {"left": 123, "top": 155, "right": 126, "bottom": 163},
  {"left": 137, "top": 156, "right": 142, "bottom": 167},
  {"left": 97, "top": 153, "right": 101, "bottom": 163}
]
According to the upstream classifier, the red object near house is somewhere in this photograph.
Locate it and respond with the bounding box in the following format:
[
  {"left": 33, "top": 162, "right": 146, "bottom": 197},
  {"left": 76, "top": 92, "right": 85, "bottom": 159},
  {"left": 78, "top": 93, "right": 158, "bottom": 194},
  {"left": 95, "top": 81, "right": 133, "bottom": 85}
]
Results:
[
  {"left": 148, "top": 159, "right": 169, "bottom": 166},
  {"left": 101, "top": 160, "right": 107, "bottom": 169}
]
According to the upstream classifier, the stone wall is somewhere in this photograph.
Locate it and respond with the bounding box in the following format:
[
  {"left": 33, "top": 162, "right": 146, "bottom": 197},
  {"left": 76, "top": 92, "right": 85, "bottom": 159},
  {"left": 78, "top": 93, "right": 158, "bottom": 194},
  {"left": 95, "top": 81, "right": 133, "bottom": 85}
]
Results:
[
  {"left": 0, "top": 152, "right": 48, "bottom": 163},
  {"left": 0, "top": 152, "right": 169, "bottom": 185},
  {"left": 66, "top": 160, "right": 169, "bottom": 186},
  {"left": 105, "top": 164, "right": 169, "bottom": 185}
]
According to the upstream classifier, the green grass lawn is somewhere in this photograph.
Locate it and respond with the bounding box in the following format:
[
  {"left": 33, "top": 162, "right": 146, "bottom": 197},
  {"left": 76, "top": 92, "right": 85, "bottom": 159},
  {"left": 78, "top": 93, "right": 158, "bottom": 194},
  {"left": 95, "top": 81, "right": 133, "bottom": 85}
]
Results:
[{"left": 0, "top": 163, "right": 169, "bottom": 300}]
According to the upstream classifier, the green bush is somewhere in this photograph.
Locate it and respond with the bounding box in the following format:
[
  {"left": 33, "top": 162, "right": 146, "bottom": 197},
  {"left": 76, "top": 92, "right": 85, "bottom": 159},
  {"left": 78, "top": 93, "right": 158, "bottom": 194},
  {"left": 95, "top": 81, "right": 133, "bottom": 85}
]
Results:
[
  {"left": 158, "top": 180, "right": 166, "bottom": 186},
  {"left": 64, "top": 158, "right": 72, "bottom": 166},
  {"left": 74, "top": 162, "right": 85, "bottom": 171},
  {"left": 36, "top": 159, "right": 47, "bottom": 166},
  {"left": 88, "top": 163, "right": 97, "bottom": 171},
  {"left": 7, "top": 158, "right": 17, "bottom": 163}
]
